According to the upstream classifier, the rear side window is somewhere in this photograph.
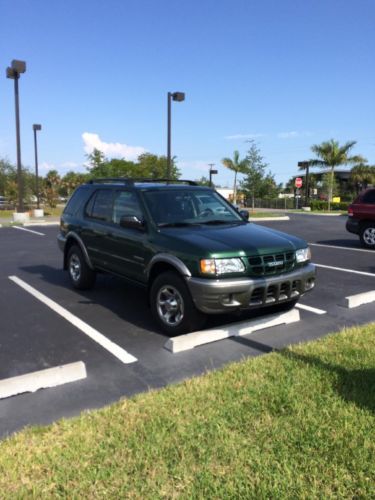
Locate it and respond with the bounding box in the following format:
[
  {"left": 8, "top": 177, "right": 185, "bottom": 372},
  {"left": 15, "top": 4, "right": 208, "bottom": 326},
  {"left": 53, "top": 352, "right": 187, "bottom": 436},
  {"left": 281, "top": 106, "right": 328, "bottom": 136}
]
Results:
[
  {"left": 362, "top": 190, "right": 375, "bottom": 204},
  {"left": 64, "top": 188, "right": 86, "bottom": 216},
  {"left": 85, "top": 189, "right": 113, "bottom": 221}
]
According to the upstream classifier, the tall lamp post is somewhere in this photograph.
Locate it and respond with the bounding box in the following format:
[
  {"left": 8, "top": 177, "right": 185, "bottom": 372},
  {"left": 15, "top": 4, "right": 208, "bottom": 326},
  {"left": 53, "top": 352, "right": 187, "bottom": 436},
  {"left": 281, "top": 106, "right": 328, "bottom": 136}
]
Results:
[
  {"left": 33, "top": 124, "right": 42, "bottom": 209},
  {"left": 167, "top": 91, "right": 185, "bottom": 178},
  {"left": 6, "top": 60, "right": 26, "bottom": 212}
]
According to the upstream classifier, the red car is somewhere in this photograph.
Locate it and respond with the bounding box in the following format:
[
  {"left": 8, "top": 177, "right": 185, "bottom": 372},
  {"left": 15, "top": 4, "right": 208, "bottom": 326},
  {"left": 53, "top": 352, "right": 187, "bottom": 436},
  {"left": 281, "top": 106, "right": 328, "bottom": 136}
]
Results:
[{"left": 346, "top": 188, "right": 375, "bottom": 248}]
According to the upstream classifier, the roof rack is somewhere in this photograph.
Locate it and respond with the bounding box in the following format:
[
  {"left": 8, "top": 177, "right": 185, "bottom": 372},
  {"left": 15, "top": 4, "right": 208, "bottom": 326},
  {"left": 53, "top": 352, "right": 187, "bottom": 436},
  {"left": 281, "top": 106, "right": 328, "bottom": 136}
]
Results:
[{"left": 87, "top": 178, "right": 198, "bottom": 186}]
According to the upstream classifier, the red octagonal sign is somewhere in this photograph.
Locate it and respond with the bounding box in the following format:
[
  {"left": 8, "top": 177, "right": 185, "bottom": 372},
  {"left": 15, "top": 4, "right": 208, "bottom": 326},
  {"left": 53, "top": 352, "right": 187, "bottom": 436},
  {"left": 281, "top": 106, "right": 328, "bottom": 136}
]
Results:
[{"left": 295, "top": 177, "right": 303, "bottom": 188}]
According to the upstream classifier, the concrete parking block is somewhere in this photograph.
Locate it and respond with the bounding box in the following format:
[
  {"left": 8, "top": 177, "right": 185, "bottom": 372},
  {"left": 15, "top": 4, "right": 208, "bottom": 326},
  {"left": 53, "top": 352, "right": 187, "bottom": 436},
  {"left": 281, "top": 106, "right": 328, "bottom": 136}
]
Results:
[
  {"left": 165, "top": 308, "right": 300, "bottom": 353},
  {"left": 341, "top": 290, "right": 375, "bottom": 309},
  {"left": 0, "top": 361, "right": 87, "bottom": 400}
]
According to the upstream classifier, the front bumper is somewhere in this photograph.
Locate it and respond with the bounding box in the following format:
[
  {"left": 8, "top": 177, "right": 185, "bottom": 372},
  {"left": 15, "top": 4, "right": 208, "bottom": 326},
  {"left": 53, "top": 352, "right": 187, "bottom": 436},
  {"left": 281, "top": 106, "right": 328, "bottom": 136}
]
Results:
[
  {"left": 57, "top": 232, "right": 66, "bottom": 252},
  {"left": 186, "top": 263, "right": 316, "bottom": 314}
]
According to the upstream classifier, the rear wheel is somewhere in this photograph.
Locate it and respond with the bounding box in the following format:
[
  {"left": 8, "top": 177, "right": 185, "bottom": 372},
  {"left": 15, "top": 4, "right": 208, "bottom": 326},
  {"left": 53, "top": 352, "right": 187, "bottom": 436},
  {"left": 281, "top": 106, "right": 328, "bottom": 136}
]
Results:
[
  {"left": 150, "top": 271, "right": 206, "bottom": 335},
  {"left": 360, "top": 223, "right": 375, "bottom": 249},
  {"left": 67, "top": 245, "right": 96, "bottom": 289}
]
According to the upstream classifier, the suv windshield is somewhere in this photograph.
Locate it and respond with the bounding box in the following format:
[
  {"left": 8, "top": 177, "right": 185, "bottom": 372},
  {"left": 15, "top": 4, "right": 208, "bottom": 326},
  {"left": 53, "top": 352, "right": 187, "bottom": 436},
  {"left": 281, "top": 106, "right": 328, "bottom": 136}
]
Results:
[{"left": 142, "top": 189, "right": 243, "bottom": 227}]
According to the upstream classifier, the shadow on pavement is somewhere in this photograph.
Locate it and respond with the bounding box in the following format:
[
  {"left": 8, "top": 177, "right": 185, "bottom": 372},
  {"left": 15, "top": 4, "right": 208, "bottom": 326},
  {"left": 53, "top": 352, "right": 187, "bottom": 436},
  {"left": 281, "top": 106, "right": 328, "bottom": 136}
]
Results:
[
  {"left": 19, "top": 264, "right": 159, "bottom": 335},
  {"left": 282, "top": 350, "right": 375, "bottom": 414},
  {"left": 315, "top": 238, "right": 362, "bottom": 249}
]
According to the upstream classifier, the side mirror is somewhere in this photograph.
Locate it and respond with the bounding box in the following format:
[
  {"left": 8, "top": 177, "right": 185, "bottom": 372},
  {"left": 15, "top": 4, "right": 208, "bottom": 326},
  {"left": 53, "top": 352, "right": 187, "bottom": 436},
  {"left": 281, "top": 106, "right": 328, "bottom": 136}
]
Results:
[
  {"left": 239, "top": 209, "right": 249, "bottom": 221},
  {"left": 119, "top": 215, "right": 145, "bottom": 230}
]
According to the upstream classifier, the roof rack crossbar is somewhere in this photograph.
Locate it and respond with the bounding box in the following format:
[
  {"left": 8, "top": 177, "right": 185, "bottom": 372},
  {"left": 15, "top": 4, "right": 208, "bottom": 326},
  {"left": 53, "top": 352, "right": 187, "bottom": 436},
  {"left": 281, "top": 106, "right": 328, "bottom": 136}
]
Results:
[{"left": 87, "top": 178, "right": 198, "bottom": 186}]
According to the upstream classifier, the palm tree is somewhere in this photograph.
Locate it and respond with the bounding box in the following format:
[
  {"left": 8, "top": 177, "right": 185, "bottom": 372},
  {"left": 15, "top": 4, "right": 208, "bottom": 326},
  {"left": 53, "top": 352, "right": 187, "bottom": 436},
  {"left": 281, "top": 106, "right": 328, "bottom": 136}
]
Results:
[
  {"left": 350, "top": 164, "right": 375, "bottom": 193},
  {"left": 221, "top": 150, "right": 248, "bottom": 204},
  {"left": 310, "top": 139, "right": 365, "bottom": 210}
]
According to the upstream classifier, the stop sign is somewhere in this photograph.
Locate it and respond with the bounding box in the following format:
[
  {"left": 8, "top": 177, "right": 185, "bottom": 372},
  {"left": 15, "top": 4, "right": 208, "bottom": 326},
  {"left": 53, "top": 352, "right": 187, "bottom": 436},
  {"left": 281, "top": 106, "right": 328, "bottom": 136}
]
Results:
[{"left": 295, "top": 177, "right": 303, "bottom": 188}]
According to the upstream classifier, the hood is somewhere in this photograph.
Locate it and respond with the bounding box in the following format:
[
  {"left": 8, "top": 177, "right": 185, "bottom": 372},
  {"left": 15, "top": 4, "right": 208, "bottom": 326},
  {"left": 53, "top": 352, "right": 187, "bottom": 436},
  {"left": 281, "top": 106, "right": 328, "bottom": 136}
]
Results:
[{"left": 160, "top": 222, "right": 307, "bottom": 257}]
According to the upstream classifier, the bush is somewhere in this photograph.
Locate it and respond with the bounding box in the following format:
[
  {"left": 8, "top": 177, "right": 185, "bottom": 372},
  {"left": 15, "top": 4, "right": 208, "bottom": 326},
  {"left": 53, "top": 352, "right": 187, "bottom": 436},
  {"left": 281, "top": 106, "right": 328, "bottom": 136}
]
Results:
[{"left": 309, "top": 200, "right": 349, "bottom": 211}]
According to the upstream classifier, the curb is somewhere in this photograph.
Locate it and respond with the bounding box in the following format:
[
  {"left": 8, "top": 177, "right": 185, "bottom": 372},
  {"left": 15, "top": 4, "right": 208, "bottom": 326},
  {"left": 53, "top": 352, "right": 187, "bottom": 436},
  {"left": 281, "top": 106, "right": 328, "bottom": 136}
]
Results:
[
  {"left": 341, "top": 290, "right": 375, "bottom": 309},
  {"left": 253, "top": 216, "right": 290, "bottom": 221},
  {"left": 0, "top": 361, "right": 87, "bottom": 400},
  {"left": 165, "top": 308, "right": 300, "bottom": 353}
]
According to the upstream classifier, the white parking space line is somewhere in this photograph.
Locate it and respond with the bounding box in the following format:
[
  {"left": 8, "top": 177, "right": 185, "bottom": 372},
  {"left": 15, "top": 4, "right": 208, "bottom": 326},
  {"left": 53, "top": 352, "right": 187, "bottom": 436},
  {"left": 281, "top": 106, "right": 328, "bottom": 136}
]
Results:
[
  {"left": 295, "top": 303, "right": 326, "bottom": 315},
  {"left": 12, "top": 226, "right": 45, "bottom": 236},
  {"left": 310, "top": 243, "right": 374, "bottom": 254},
  {"left": 315, "top": 263, "right": 375, "bottom": 278},
  {"left": 9, "top": 276, "right": 137, "bottom": 365}
]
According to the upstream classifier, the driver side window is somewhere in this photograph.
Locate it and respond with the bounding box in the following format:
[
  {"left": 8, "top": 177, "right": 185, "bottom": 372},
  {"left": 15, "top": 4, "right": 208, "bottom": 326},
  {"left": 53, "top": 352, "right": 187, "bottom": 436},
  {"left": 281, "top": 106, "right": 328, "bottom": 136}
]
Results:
[{"left": 112, "top": 191, "right": 143, "bottom": 224}]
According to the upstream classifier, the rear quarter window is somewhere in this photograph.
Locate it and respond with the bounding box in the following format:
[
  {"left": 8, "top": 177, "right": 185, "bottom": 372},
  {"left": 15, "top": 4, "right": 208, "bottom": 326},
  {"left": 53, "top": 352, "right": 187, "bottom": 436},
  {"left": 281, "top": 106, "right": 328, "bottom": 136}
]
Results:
[
  {"left": 63, "top": 188, "right": 87, "bottom": 216},
  {"left": 362, "top": 190, "right": 375, "bottom": 204},
  {"left": 85, "top": 189, "right": 114, "bottom": 221}
]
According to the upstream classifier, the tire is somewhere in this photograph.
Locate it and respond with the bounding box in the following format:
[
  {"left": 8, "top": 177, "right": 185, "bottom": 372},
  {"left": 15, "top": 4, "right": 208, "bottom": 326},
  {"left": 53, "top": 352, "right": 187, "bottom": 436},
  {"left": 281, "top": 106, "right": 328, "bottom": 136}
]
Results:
[
  {"left": 150, "top": 271, "right": 206, "bottom": 335},
  {"left": 67, "top": 245, "right": 96, "bottom": 290},
  {"left": 359, "top": 223, "right": 375, "bottom": 249}
]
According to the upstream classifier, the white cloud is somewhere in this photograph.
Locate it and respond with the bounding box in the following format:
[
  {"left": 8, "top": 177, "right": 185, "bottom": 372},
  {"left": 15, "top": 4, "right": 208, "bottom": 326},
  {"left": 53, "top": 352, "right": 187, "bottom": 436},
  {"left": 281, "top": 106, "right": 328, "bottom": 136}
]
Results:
[
  {"left": 39, "top": 162, "right": 56, "bottom": 172},
  {"left": 61, "top": 161, "right": 80, "bottom": 169},
  {"left": 225, "top": 133, "right": 265, "bottom": 140},
  {"left": 277, "top": 131, "right": 313, "bottom": 139},
  {"left": 82, "top": 132, "right": 146, "bottom": 161}
]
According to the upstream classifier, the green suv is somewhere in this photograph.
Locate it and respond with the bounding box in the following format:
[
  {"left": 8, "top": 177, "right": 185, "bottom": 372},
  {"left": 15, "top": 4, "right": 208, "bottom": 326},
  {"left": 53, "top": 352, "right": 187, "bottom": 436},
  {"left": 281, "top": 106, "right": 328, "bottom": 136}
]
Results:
[{"left": 58, "top": 179, "right": 315, "bottom": 334}]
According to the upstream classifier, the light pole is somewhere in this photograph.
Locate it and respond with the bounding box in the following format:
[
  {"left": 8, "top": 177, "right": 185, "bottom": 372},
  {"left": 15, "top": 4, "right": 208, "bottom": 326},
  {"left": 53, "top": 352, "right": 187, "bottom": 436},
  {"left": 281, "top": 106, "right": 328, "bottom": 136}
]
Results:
[
  {"left": 6, "top": 60, "right": 26, "bottom": 212},
  {"left": 208, "top": 163, "right": 218, "bottom": 187},
  {"left": 33, "top": 124, "right": 42, "bottom": 209},
  {"left": 167, "top": 91, "right": 185, "bottom": 178}
]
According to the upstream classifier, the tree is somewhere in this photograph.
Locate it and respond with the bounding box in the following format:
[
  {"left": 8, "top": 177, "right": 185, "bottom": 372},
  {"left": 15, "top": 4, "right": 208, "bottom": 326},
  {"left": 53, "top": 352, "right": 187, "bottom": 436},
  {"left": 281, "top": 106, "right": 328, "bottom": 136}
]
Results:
[
  {"left": 137, "top": 153, "right": 180, "bottom": 179},
  {"left": 0, "top": 159, "right": 15, "bottom": 196},
  {"left": 61, "top": 171, "right": 89, "bottom": 197},
  {"left": 42, "top": 170, "right": 61, "bottom": 208},
  {"left": 221, "top": 150, "right": 249, "bottom": 204},
  {"left": 350, "top": 164, "right": 375, "bottom": 193},
  {"left": 86, "top": 148, "right": 106, "bottom": 170},
  {"left": 194, "top": 176, "right": 211, "bottom": 187},
  {"left": 240, "top": 141, "right": 278, "bottom": 209},
  {"left": 310, "top": 139, "right": 365, "bottom": 210}
]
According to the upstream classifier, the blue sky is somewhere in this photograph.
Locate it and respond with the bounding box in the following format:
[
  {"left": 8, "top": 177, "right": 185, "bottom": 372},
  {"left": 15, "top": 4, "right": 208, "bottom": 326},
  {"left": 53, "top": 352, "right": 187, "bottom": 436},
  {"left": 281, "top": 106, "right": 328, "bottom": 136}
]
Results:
[{"left": 1, "top": 0, "right": 374, "bottom": 187}]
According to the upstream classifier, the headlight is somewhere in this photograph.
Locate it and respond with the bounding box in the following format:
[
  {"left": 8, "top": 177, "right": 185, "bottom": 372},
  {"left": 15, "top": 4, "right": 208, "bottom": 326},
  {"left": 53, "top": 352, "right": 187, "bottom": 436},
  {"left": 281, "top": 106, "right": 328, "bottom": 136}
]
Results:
[
  {"left": 295, "top": 247, "right": 311, "bottom": 263},
  {"left": 200, "top": 258, "right": 245, "bottom": 275}
]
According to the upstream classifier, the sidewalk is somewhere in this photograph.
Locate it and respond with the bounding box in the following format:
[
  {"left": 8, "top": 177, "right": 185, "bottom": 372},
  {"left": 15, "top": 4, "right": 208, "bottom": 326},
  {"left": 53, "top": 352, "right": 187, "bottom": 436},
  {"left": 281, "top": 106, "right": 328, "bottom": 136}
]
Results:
[{"left": 0, "top": 215, "right": 60, "bottom": 226}]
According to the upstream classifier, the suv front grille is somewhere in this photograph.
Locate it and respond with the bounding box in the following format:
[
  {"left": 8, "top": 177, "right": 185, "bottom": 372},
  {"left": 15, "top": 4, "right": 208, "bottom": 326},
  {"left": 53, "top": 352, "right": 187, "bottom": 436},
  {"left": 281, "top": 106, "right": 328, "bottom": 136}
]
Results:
[{"left": 248, "top": 252, "right": 295, "bottom": 276}]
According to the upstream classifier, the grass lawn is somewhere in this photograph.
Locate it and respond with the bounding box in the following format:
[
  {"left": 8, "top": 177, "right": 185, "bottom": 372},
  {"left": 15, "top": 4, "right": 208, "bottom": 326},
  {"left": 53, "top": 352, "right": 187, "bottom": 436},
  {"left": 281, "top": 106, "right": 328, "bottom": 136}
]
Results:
[
  {"left": 0, "top": 324, "right": 374, "bottom": 498},
  {"left": 248, "top": 211, "right": 284, "bottom": 218},
  {"left": 0, "top": 206, "right": 63, "bottom": 218}
]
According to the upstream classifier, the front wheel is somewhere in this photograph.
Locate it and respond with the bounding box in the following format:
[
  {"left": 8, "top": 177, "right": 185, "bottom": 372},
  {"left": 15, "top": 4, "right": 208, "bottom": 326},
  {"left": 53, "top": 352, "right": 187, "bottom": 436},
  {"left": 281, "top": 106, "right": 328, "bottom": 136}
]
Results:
[
  {"left": 150, "top": 271, "right": 206, "bottom": 335},
  {"left": 67, "top": 245, "right": 96, "bottom": 290},
  {"left": 360, "top": 223, "right": 375, "bottom": 249}
]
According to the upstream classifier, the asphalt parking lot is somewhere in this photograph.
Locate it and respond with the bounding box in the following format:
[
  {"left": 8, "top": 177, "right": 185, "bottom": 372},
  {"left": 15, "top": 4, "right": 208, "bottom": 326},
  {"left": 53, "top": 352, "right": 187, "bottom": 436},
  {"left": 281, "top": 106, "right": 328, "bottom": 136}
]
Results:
[{"left": 1, "top": 213, "right": 374, "bottom": 437}]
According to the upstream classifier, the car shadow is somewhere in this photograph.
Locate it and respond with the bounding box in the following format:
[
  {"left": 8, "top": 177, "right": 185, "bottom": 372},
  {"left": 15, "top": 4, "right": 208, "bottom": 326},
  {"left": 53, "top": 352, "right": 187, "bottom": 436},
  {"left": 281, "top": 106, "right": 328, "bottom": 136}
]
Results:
[
  {"left": 281, "top": 350, "right": 375, "bottom": 414},
  {"left": 315, "top": 238, "right": 362, "bottom": 249},
  {"left": 19, "top": 264, "right": 159, "bottom": 335},
  {"left": 18, "top": 265, "right": 301, "bottom": 338}
]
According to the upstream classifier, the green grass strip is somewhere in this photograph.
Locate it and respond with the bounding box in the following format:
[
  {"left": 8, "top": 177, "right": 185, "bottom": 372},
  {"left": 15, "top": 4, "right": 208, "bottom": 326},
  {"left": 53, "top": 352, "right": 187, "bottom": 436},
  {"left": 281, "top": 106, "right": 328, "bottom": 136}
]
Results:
[{"left": 0, "top": 324, "right": 374, "bottom": 498}]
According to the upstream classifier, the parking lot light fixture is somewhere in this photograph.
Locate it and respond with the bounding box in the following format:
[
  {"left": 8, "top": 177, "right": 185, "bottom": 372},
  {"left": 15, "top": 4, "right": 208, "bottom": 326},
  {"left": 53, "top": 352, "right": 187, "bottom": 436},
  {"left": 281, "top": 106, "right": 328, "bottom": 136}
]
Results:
[
  {"left": 208, "top": 164, "right": 218, "bottom": 187},
  {"left": 33, "top": 124, "right": 42, "bottom": 209},
  {"left": 6, "top": 59, "right": 26, "bottom": 212},
  {"left": 167, "top": 91, "right": 185, "bottom": 179}
]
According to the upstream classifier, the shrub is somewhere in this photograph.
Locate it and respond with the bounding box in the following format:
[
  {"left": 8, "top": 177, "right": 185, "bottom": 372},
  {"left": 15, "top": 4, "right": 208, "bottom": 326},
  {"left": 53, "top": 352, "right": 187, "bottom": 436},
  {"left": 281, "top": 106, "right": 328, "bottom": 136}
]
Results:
[{"left": 309, "top": 200, "right": 349, "bottom": 211}]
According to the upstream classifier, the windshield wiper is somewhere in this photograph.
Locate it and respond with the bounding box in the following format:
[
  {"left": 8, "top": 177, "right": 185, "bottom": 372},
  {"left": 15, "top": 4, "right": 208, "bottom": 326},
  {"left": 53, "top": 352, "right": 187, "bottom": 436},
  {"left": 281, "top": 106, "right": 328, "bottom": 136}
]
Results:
[
  {"left": 158, "top": 221, "right": 199, "bottom": 228},
  {"left": 200, "top": 219, "right": 243, "bottom": 225}
]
